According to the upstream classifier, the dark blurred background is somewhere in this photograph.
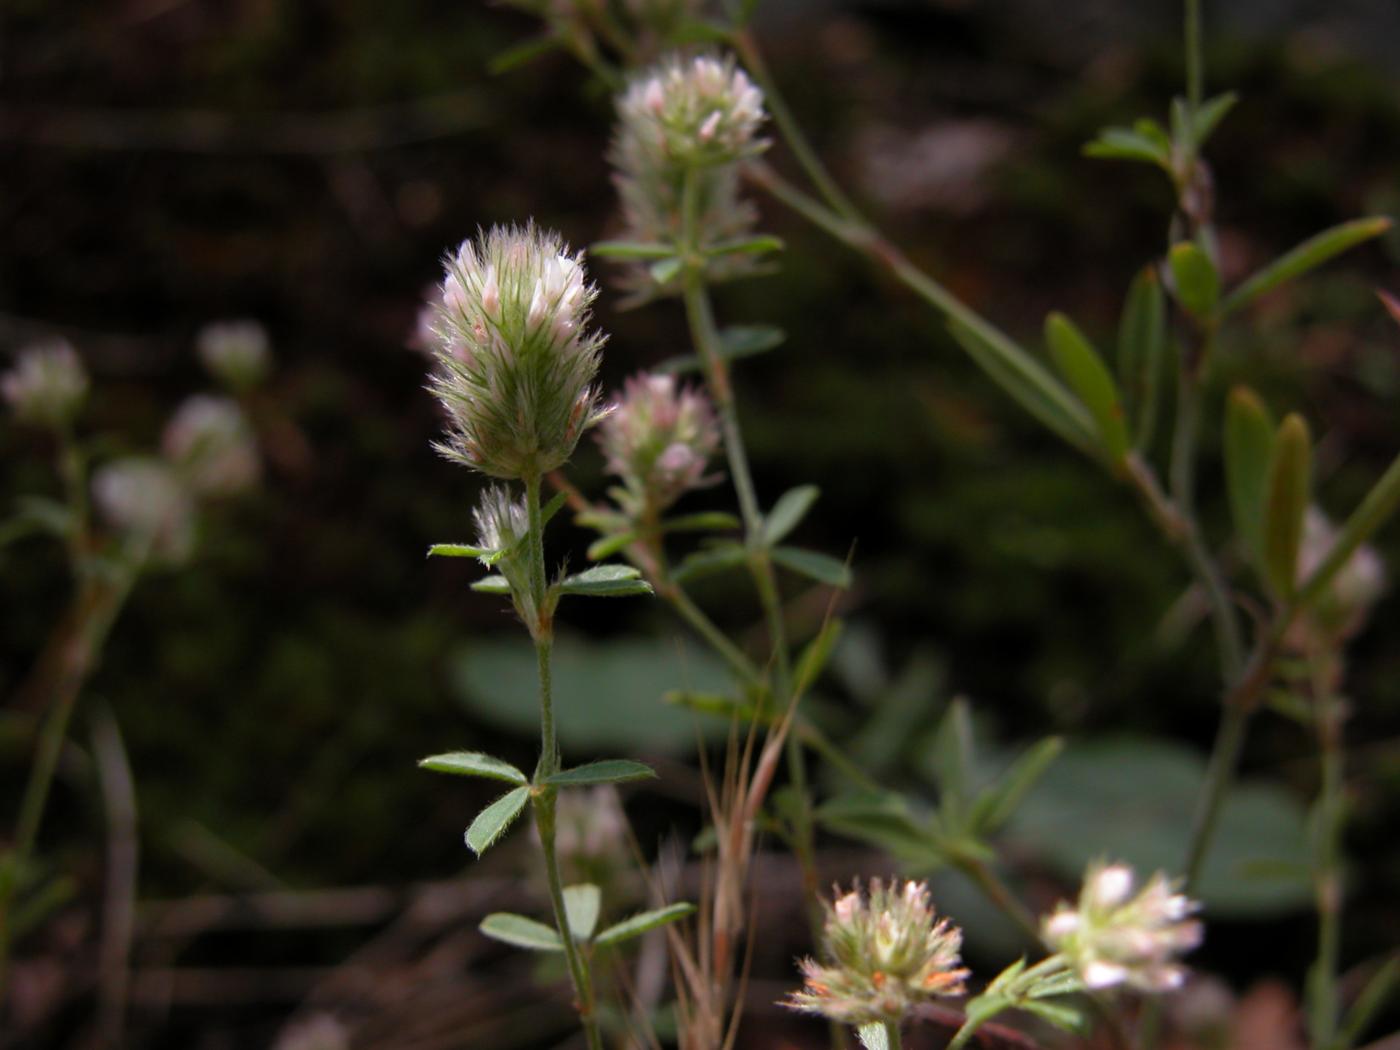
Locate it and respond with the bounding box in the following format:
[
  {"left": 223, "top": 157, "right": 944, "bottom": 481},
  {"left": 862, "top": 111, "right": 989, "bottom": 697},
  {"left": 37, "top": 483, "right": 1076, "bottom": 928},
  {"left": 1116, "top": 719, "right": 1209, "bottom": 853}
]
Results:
[{"left": 3, "top": 1, "right": 1399, "bottom": 1048}]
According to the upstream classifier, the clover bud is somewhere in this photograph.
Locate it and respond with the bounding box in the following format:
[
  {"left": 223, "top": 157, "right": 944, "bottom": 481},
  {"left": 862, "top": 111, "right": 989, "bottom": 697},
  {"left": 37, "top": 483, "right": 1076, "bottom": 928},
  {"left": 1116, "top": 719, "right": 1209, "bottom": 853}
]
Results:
[
  {"left": 471, "top": 483, "right": 534, "bottom": 608},
  {"left": 197, "top": 320, "right": 271, "bottom": 393},
  {"left": 1042, "top": 861, "right": 1202, "bottom": 994},
  {"left": 92, "top": 457, "right": 195, "bottom": 564},
  {"left": 162, "top": 395, "right": 260, "bottom": 498},
  {"left": 597, "top": 372, "right": 719, "bottom": 516},
  {"left": 785, "top": 878, "right": 969, "bottom": 1027},
  {"left": 426, "top": 224, "right": 607, "bottom": 479},
  {"left": 2, "top": 341, "right": 88, "bottom": 429}
]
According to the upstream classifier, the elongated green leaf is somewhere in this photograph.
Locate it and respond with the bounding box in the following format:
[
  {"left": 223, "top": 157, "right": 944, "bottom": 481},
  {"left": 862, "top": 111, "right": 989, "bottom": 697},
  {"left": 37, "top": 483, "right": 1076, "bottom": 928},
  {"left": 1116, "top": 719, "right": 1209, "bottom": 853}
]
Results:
[
  {"left": 540, "top": 489, "right": 568, "bottom": 528},
  {"left": 1083, "top": 127, "right": 1170, "bottom": 168},
  {"left": 946, "top": 319, "right": 1098, "bottom": 453},
  {"left": 545, "top": 759, "right": 656, "bottom": 787},
  {"left": 664, "top": 689, "right": 763, "bottom": 722},
  {"left": 771, "top": 546, "right": 851, "bottom": 588},
  {"left": 590, "top": 240, "right": 678, "bottom": 259},
  {"left": 471, "top": 575, "right": 511, "bottom": 594},
  {"left": 672, "top": 542, "right": 746, "bottom": 583},
  {"left": 1262, "top": 414, "right": 1312, "bottom": 600},
  {"left": 795, "top": 618, "right": 844, "bottom": 691},
  {"left": 427, "top": 543, "right": 490, "bottom": 559},
  {"left": 1224, "top": 386, "right": 1276, "bottom": 567},
  {"left": 1118, "top": 266, "right": 1166, "bottom": 450},
  {"left": 465, "top": 785, "right": 531, "bottom": 856},
  {"left": 593, "top": 902, "right": 696, "bottom": 947},
  {"left": 558, "top": 564, "right": 653, "bottom": 597},
  {"left": 562, "top": 883, "right": 601, "bottom": 940},
  {"left": 1045, "top": 312, "right": 1130, "bottom": 461},
  {"left": 419, "top": 751, "right": 527, "bottom": 785},
  {"left": 480, "top": 912, "right": 563, "bottom": 951},
  {"left": 1133, "top": 117, "right": 1171, "bottom": 153},
  {"left": 764, "top": 485, "right": 819, "bottom": 546},
  {"left": 1020, "top": 1000, "right": 1085, "bottom": 1032},
  {"left": 1169, "top": 242, "right": 1220, "bottom": 318},
  {"left": 586, "top": 531, "right": 637, "bottom": 560},
  {"left": 705, "top": 234, "right": 784, "bottom": 256},
  {"left": 1339, "top": 955, "right": 1399, "bottom": 1050},
  {"left": 969, "top": 735, "right": 1064, "bottom": 836},
  {"left": 1192, "top": 92, "right": 1239, "bottom": 147},
  {"left": 856, "top": 1022, "right": 889, "bottom": 1050},
  {"left": 663, "top": 511, "right": 740, "bottom": 533},
  {"left": 1298, "top": 447, "right": 1400, "bottom": 613},
  {"left": 656, "top": 325, "right": 786, "bottom": 375},
  {"left": 1221, "top": 217, "right": 1392, "bottom": 317},
  {"left": 935, "top": 699, "right": 975, "bottom": 828}
]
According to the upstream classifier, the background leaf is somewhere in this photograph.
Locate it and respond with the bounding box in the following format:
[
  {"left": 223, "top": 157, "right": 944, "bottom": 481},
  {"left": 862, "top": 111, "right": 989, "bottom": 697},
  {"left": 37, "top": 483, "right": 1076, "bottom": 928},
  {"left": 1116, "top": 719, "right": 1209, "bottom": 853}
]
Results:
[{"left": 479, "top": 912, "right": 563, "bottom": 952}]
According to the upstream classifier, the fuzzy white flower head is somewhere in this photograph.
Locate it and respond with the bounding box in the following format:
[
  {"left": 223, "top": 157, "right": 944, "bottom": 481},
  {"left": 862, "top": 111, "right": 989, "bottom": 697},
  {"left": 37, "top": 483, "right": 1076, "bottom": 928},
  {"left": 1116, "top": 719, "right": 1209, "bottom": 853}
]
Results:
[
  {"left": 3, "top": 340, "right": 88, "bottom": 428},
  {"left": 1290, "top": 506, "right": 1386, "bottom": 645},
  {"left": 1042, "top": 861, "right": 1203, "bottom": 994},
  {"left": 92, "top": 457, "right": 195, "bottom": 564},
  {"left": 197, "top": 320, "right": 271, "bottom": 392},
  {"left": 785, "top": 878, "right": 969, "bottom": 1026},
  {"left": 163, "top": 395, "right": 260, "bottom": 498},
  {"left": 618, "top": 52, "right": 767, "bottom": 170},
  {"left": 596, "top": 372, "right": 720, "bottom": 515},
  {"left": 427, "top": 223, "right": 607, "bottom": 479}
]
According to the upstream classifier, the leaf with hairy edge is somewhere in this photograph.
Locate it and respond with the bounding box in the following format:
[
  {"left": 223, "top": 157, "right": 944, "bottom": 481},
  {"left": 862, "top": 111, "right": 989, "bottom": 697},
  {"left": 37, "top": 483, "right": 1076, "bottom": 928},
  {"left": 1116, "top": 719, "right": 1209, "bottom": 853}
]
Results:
[
  {"left": 1224, "top": 386, "right": 1276, "bottom": 568},
  {"left": 1045, "top": 312, "right": 1130, "bottom": 461},
  {"left": 1169, "top": 242, "right": 1220, "bottom": 318},
  {"left": 593, "top": 903, "right": 696, "bottom": 947},
  {"left": 419, "top": 751, "right": 527, "bottom": 784},
  {"left": 1118, "top": 267, "right": 1166, "bottom": 450},
  {"left": 471, "top": 575, "right": 511, "bottom": 594},
  {"left": 479, "top": 912, "right": 563, "bottom": 951},
  {"left": 1220, "top": 217, "right": 1392, "bottom": 317},
  {"left": 1262, "top": 414, "right": 1312, "bottom": 600},
  {"left": 562, "top": 884, "right": 601, "bottom": 940},
  {"left": 764, "top": 485, "right": 820, "bottom": 546},
  {"left": 946, "top": 319, "right": 1098, "bottom": 454},
  {"left": 464, "top": 786, "right": 531, "bottom": 856},
  {"left": 557, "top": 564, "right": 653, "bottom": 597},
  {"left": 545, "top": 759, "right": 656, "bottom": 787},
  {"left": 427, "top": 543, "right": 491, "bottom": 559},
  {"left": 771, "top": 546, "right": 851, "bottom": 588}
]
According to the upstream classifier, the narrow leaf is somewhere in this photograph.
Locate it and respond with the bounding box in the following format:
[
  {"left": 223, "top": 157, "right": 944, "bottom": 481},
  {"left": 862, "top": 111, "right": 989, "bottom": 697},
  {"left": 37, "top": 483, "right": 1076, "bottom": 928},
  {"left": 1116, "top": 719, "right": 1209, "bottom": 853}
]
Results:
[
  {"left": 656, "top": 326, "right": 786, "bottom": 375},
  {"left": 1262, "top": 414, "right": 1312, "bottom": 600},
  {"left": 969, "top": 735, "right": 1064, "bottom": 835},
  {"left": 1118, "top": 266, "right": 1166, "bottom": 450},
  {"left": 705, "top": 234, "right": 784, "bottom": 256},
  {"left": 1020, "top": 1000, "right": 1085, "bottom": 1032},
  {"left": 471, "top": 575, "right": 511, "bottom": 594},
  {"left": 540, "top": 489, "right": 568, "bottom": 528},
  {"left": 428, "top": 543, "right": 490, "bottom": 559},
  {"left": 1298, "top": 448, "right": 1400, "bottom": 612},
  {"left": 662, "top": 511, "right": 740, "bottom": 533},
  {"left": 558, "top": 564, "right": 653, "bottom": 597},
  {"left": 1169, "top": 241, "right": 1220, "bottom": 318},
  {"left": 562, "top": 883, "right": 601, "bottom": 940},
  {"left": 946, "top": 319, "right": 1098, "bottom": 453},
  {"left": 480, "top": 912, "right": 563, "bottom": 951},
  {"left": 545, "top": 759, "right": 657, "bottom": 787},
  {"left": 590, "top": 240, "right": 678, "bottom": 259},
  {"left": 1192, "top": 91, "right": 1239, "bottom": 147},
  {"left": 419, "top": 751, "right": 527, "bottom": 785},
  {"left": 488, "top": 33, "right": 564, "bottom": 75},
  {"left": 1221, "top": 217, "right": 1393, "bottom": 317},
  {"left": 771, "top": 546, "right": 852, "bottom": 588},
  {"left": 795, "top": 618, "right": 844, "bottom": 691},
  {"left": 1224, "top": 386, "right": 1276, "bottom": 567},
  {"left": 465, "top": 785, "right": 531, "bottom": 856},
  {"left": 1339, "top": 956, "right": 1400, "bottom": 1049},
  {"left": 593, "top": 902, "right": 696, "bottom": 947},
  {"left": 671, "top": 542, "right": 746, "bottom": 583},
  {"left": 934, "top": 699, "right": 975, "bottom": 828},
  {"left": 1045, "top": 312, "right": 1130, "bottom": 461},
  {"left": 764, "top": 485, "right": 820, "bottom": 546},
  {"left": 1082, "top": 128, "right": 1170, "bottom": 168},
  {"left": 650, "top": 257, "right": 684, "bottom": 285},
  {"left": 586, "top": 531, "right": 637, "bottom": 560}
]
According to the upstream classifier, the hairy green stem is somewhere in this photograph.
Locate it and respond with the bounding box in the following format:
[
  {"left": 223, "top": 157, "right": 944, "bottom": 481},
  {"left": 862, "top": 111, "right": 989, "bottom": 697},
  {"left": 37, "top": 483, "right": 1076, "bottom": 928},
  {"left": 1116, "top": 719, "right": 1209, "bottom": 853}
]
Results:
[{"left": 523, "top": 471, "right": 602, "bottom": 1050}]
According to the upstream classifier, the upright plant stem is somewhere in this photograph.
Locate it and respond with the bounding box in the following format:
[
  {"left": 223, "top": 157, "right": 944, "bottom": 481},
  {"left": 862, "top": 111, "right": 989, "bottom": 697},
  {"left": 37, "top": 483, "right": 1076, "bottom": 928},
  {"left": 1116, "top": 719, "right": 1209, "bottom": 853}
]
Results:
[
  {"left": 1308, "top": 651, "right": 1345, "bottom": 1049},
  {"left": 883, "top": 1019, "right": 903, "bottom": 1050},
  {"left": 522, "top": 471, "right": 603, "bottom": 1050}
]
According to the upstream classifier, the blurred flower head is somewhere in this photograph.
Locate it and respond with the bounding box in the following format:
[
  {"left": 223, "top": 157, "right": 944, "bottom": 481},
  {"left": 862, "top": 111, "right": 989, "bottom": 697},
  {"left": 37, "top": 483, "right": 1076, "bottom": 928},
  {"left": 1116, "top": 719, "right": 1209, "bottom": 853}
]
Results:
[
  {"left": 1042, "top": 861, "right": 1202, "bottom": 993},
  {"left": 92, "top": 457, "right": 195, "bottom": 564},
  {"left": 785, "top": 878, "right": 969, "bottom": 1026},
  {"left": 2, "top": 340, "right": 88, "bottom": 429},
  {"left": 597, "top": 372, "right": 719, "bottom": 515},
  {"left": 1291, "top": 506, "right": 1386, "bottom": 646},
  {"left": 163, "top": 395, "right": 260, "bottom": 498},
  {"left": 617, "top": 53, "right": 767, "bottom": 170},
  {"left": 547, "top": 785, "right": 629, "bottom": 884},
  {"left": 197, "top": 320, "right": 271, "bottom": 393},
  {"left": 426, "top": 223, "right": 607, "bottom": 479}
]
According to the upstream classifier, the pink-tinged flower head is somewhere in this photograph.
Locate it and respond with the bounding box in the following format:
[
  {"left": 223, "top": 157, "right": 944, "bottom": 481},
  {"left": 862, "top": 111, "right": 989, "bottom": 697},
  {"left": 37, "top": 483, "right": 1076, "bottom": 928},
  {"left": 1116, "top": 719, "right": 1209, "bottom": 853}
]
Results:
[
  {"left": 197, "top": 320, "right": 271, "bottom": 392},
  {"left": 92, "top": 457, "right": 195, "bottom": 564},
  {"left": 784, "top": 878, "right": 969, "bottom": 1026},
  {"left": 162, "top": 395, "right": 260, "bottom": 498},
  {"left": 3, "top": 340, "right": 88, "bottom": 428},
  {"left": 1042, "top": 861, "right": 1203, "bottom": 994},
  {"left": 426, "top": 223, "right": 608, "bottom": 479},
  {"left": 596, "top": 372, "right": 720, "bottom": 515},
  {"left": 617, "top": 52, "right": 767, "bottom": 170}
]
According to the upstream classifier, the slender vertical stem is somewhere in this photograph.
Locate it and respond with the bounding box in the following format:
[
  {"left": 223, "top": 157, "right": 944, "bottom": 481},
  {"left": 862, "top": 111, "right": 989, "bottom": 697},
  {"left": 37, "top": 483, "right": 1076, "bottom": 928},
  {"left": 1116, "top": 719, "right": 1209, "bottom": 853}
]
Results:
[
  {"left": 522, "top": 471, "right": 602, "bottom": 1050},
  {"left": 882, "top": 1019, "right": 903, "bottom": 1050},
  {"left": 1307, "top": 651, "right": 1345, "bottom": 1049}
]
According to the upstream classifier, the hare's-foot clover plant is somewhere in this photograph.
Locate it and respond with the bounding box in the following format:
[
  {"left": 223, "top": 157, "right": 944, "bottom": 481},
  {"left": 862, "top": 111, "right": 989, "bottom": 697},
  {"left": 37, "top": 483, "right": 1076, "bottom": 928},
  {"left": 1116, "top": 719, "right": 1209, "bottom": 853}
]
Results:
[{"left": 416, "top": 224, "right": 693, "bottom": 1050}]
